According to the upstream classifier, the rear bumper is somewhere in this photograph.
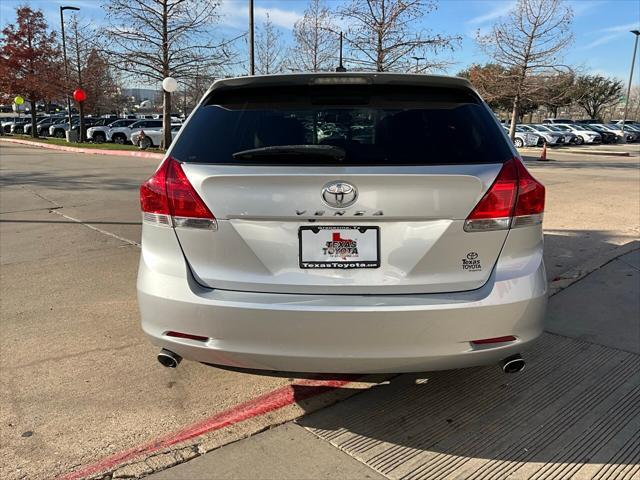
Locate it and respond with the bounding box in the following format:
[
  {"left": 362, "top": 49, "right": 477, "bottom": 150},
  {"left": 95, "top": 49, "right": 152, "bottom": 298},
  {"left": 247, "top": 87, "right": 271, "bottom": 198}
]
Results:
[{"left": 137, "top": 229, "right": 547, "bottom": 373}]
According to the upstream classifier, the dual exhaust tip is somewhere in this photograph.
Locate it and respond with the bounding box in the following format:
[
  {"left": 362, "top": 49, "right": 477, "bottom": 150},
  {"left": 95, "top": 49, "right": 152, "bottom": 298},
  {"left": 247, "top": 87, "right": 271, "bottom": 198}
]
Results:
[
  {"left": 500, "top": 354, "right": 525, "bottom": 374},
  {"left": 157, "top": 348, "right": 526, "bottom": 374},
  {"left": 157, "top": 349, "right": 182, "bottom": 368}
]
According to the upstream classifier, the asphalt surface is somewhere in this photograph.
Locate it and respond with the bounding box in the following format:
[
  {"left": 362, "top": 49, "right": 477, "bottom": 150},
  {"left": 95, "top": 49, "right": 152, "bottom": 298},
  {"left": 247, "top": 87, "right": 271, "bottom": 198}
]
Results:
[{"left": 0, "top": 142, "right": 639, "bottom": 479}]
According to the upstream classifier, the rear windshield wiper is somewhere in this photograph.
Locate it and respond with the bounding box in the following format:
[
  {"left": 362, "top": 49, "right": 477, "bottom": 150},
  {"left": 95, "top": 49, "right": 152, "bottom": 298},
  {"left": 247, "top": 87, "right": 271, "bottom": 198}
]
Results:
[{"left": 232, "top": 145, "right": 346, "bottom": 161}]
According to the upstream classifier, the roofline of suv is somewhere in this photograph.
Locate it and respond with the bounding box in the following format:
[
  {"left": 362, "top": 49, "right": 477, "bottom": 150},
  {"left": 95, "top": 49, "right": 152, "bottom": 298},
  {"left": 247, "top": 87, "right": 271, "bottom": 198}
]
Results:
[{"left": 206, "top": 72, "right": 474, "bottom": 95}]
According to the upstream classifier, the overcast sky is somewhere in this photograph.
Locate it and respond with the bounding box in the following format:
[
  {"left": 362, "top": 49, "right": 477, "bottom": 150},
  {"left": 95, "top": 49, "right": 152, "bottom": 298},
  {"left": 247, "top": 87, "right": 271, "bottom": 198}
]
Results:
[{"left": 1, "top": 0, "right": 639, "bottom": 86}]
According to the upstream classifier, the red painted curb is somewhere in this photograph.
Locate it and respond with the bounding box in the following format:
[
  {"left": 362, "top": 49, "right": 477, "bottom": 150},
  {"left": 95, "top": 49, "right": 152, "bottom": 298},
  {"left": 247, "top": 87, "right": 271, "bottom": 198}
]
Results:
[
  {"left": 0, "top": 137, "right": 164, "bottom": 160},
  {"left": 58, "top": 377, "right": 357, "bottom": 480}
]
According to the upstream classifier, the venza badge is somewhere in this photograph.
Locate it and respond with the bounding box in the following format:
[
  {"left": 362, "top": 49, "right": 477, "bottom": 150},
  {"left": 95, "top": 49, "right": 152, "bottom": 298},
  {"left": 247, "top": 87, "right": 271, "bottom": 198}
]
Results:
[{"left": 321, "top": 181, "right": 358, "bottom": 208}]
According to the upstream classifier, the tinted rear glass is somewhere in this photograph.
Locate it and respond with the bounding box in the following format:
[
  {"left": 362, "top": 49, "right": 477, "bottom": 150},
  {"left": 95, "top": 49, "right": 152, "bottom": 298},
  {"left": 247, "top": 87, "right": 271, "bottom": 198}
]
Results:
[{"left": 171, "top": 84, "right": 512, "bottom": 165}]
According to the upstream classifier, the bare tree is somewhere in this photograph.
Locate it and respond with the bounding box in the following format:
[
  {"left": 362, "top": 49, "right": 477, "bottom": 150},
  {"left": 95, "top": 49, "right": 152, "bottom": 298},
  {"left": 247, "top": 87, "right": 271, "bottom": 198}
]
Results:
[
  {"left": 289, "top": 0, "right": 338, "bottom": 72},
  {"left": 477, "top": 0, "right": 573, "bottom": 140},
  {"left": 255, "top": 13, "right": 284, "bottom": 75},
  {"left": 338, "top": 0, "right": 460, "bottom": 72},
  {"left": 102, "top": 0, "right": 235, "bottom": 148}
]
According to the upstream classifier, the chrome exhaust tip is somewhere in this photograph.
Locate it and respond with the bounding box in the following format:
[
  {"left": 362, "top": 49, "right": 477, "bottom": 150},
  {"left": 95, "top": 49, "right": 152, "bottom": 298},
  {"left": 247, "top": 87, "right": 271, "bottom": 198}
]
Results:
[
  {"left": 500, "top": 354, "right": 525, "bottom": 374},
  {"left": 157, "top": 349, "right": 182, "bottom": 368}
]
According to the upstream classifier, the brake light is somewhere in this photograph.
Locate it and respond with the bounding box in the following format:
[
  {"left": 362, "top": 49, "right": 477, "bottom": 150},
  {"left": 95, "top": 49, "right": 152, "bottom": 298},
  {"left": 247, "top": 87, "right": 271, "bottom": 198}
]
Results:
[
  {"left": 464, "top": 158, "right": 544, "bottom": 232},
  {"left": 140, "top": 157, "right": 217, "bottom": 230}
]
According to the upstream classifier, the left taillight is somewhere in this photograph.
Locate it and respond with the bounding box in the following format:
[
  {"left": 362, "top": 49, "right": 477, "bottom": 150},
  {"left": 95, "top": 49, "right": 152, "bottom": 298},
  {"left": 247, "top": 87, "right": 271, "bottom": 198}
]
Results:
[{"left": 140, "top": 157, "right": 217, "bottom": 230}]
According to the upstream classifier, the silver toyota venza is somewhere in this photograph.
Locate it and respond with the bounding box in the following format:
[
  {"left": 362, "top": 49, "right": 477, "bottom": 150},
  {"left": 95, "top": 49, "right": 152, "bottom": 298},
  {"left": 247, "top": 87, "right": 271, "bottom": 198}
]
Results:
[{"left": 137, "top": 73, "right": 547, "bottom": 374}]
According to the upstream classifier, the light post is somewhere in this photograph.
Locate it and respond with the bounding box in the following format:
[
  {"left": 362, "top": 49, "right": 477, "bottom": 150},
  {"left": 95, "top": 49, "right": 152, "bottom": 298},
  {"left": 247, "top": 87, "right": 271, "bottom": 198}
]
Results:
[
  {"left": 71, "top": 15, "right": 85, "bottom": 142},
  {"left": 411, "top": 56, "right": 426, "bottom": 73},
  {"left": 336, "top": 32, "right": 346, "bottom": 72},
  {"left": 249, "top": 0, "right": 255, "bottom": 75},
  {"left": 60, "top": 6, "right": 80, "bottom": 138},
  {"left": 621, "top": 30, "right": 640, "bottom": 139},
  {"left": 162, "top": 77, "right": 178, "bottom": 150}
]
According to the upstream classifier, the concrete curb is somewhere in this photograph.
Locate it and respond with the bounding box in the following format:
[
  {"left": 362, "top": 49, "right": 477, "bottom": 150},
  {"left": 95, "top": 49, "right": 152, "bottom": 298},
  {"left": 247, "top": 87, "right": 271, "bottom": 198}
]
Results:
[
  {"left": 0, "top": 137, "right": 164, "bottom": 159},
  {"left": 548, "top": 240, "right": 640, "bottom": 297},
  {"left": 552, "top": 149, "right": 631, "bottom": 157},
  {"left": 519, "top": 147, "right": 632, "bottom": 157}
]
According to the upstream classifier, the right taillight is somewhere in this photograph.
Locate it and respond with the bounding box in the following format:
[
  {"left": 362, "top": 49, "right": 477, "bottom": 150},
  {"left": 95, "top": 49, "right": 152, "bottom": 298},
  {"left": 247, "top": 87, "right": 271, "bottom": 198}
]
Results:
[
  {"left": 464, "top": 157, "right": 545, "bottom": 232},
  {"left": 140, "top": 157, "right": 217, "bottom": 230}
]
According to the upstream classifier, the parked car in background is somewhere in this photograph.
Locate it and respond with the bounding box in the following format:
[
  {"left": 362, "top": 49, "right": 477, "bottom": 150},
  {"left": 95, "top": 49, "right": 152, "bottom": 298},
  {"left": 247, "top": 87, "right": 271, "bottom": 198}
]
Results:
[
  {"left": 542, "top": 118, "right": 573, "bottom": 124},
  {"left": 9, "top": 117, "right": 34, "bottom": 134},
  {"left": 24, "top": 116, "right": 64, "bottom": 136},
  {"left": 107, "top": 119, "right": 163, "bottom": 144},
  {"left": 131, "top": 124, "right": 182, "bottom": 149},
  {"left": 574, "top": 119, "right": 601, "bottom": 124},
  {"left": 581, "top": 124, "right": 618, "bottom": 144},
  {"left": 595, "top": 124, "right": 636, "bottom": 143},
  {"left": 1, "top": 117, "right": 22, "bottom": 132},
  {"left": 49, "top": 117, "right": 79, "bottom": 138},
  {"left": 87, "top": 118, "right": 137, "bottom": 143},
  {"left": 553, "top": 124, "right": 602, "bottom": 144},
  {"left": 504, "top": 126, "right": 541, "bottom": 147},
  {"left": 614, "top": 123, "right": 640, "bottom": 141},
  {"left": 538, "top": 125, "right": 578, "bottom": 144},
  {"left": 610, "top": 119, "right": 640, "bottom": 126},
  {"left": 518, "top": 124, "right": 566, "bottom": 145}
]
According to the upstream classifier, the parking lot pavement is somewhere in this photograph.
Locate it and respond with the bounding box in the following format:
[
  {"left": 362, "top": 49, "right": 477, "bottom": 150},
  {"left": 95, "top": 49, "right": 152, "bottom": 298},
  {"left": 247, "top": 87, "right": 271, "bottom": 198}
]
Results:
[
  {"left": 156, "top": 247, "right": 640, "bottom": 480},
  {"left": 0, "top": 141, "right": 639, "bottom": 479}
]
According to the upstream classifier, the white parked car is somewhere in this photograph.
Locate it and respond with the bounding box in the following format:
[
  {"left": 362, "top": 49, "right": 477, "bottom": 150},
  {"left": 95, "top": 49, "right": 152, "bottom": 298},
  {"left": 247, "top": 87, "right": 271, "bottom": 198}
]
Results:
[
  {"left": 87, "top": 118, "right": 137, "bottom": 143},
  {"left": 107, "top": 119, "right": 163, "bottom": 144},
  {"left": 131, "top": 125, "right": 182, "bottom": 149},
  {"left": 518, "top": 125, "right": 566, "bottom": 145},
  {"left": 553, "top": 124, "right": 602, "bottom": 145},
  {"left": 539, "top": 125, "right": 578, "bottom": 144}
]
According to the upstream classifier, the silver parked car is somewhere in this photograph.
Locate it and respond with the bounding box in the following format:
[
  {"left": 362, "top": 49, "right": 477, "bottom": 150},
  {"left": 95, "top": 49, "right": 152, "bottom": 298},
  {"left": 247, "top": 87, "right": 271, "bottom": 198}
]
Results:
[
  {"left": 505, "top": 125, "right": 542, "bottom": 147},
  {"left": 138, "top": 73, "right": 547, "bottom": 374},
  {"left": 519, "top": 124, "right": 566, "bottom": 145}
]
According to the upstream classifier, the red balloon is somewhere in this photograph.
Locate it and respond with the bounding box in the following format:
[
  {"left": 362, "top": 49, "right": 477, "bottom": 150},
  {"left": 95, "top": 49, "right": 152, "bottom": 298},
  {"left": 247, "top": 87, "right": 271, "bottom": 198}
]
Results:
[{"left": 73, "top": 88, "right": 87, "bottom": 102}]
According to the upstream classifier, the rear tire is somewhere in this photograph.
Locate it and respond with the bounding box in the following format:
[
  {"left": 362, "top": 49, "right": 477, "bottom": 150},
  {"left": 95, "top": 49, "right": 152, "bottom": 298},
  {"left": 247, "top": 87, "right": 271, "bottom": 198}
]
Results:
[
  {"left": 576, "top": 136, "right": 584, "bottom": 145},
  {"left": 54, "top": 129, "right": 65, "bottom": 138},
  {"left": 112, "top": 133, "right": 126, "bottom": 144},
  {"left": 138, "top": 137, "right": 152, "bottom": 150},
  {"left": 93, "top": 132, "right": 106, "bottom": 143},
  {"left": 514, "top": 138, "right": 524, "bottom": 148}
]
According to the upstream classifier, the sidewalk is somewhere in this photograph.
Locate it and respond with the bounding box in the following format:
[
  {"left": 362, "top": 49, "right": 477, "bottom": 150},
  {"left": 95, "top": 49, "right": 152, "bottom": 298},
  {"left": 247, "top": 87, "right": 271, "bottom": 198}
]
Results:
[{"left": 149, "top": 248, "right": 639, "bottom": 480}]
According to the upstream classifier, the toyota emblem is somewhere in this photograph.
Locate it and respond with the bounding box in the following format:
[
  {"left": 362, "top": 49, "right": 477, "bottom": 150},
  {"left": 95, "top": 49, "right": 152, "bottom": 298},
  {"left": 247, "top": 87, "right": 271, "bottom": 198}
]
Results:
[{"left": 321, "top": 181, "right": 358, "bottom": 208}]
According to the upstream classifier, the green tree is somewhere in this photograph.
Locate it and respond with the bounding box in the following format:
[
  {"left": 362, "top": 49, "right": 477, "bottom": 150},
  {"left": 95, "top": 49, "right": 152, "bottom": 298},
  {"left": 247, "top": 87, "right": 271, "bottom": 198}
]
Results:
[{"left": 573, "top": 74, "right": 624, "bottom": 120}]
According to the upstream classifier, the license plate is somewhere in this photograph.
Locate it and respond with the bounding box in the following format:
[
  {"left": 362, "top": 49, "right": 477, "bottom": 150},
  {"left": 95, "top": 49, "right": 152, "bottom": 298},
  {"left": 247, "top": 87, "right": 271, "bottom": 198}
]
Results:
[{"left": 299, "top": 226, "right": 380, "bottom": 269}]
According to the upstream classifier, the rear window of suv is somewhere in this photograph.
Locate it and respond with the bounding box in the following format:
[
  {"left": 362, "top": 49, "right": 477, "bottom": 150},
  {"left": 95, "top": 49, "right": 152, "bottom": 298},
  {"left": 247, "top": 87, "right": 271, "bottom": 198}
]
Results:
[{"left": 171, "top": 84, "right": 512, "bottom": 166}]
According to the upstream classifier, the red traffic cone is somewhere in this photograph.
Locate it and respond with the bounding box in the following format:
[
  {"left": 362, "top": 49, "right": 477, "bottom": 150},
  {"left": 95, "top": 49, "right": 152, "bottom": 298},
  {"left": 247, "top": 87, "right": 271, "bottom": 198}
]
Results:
[{"left": 539, "top": 142, "right": 547, "bottom": 161}]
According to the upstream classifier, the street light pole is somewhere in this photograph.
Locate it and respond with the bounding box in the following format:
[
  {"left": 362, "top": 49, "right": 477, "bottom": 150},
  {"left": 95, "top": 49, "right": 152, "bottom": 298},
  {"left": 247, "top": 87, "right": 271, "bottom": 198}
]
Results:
[
  {"left": 411, "top": 56, "right": 426, "bottom": 73},
  {"left": 336, "top": 32, "right": 346, "bottom": 72},
  {"left": 59, "top": 6, "right": 80, "bottom": 139},
  {"left": 621, "top": 30, "right": 640, "bottom": 140},
  {"left": 72, "top": 16, "right": 85, "bottom": 142},
  {"left": 249, "top": 0, "right": 255, "bottom": 75}
]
